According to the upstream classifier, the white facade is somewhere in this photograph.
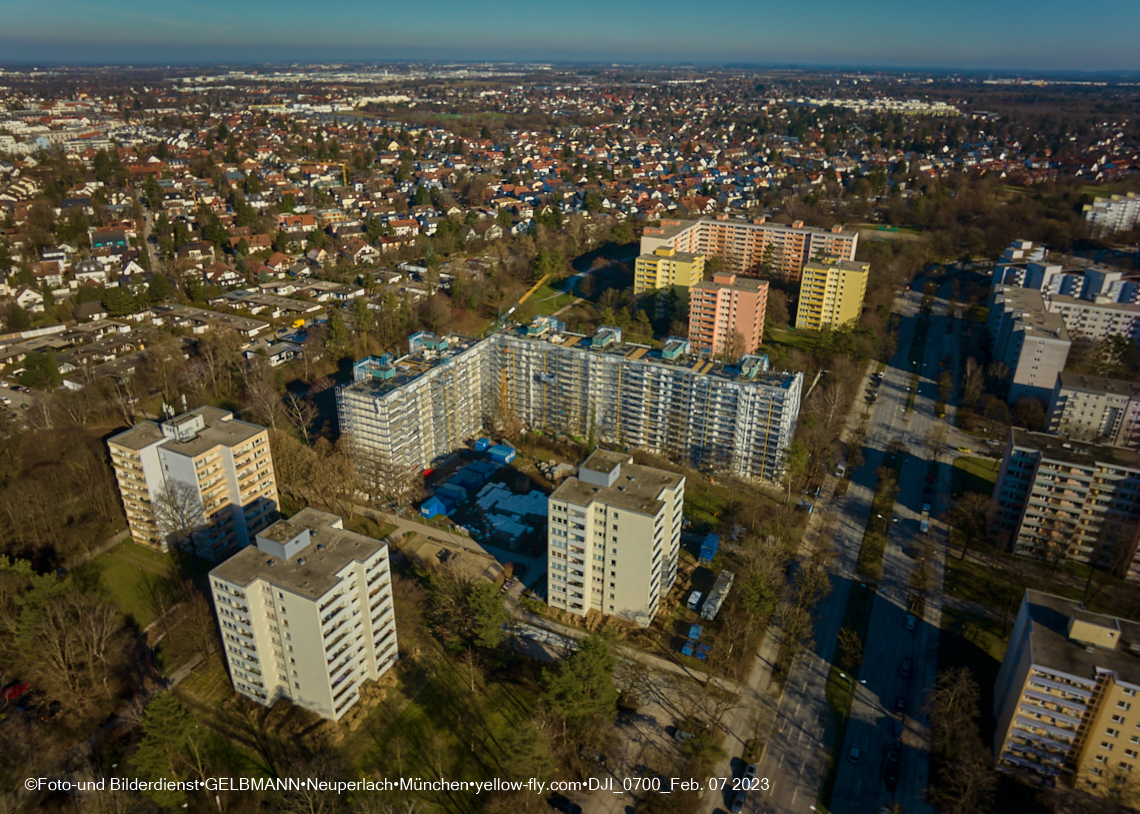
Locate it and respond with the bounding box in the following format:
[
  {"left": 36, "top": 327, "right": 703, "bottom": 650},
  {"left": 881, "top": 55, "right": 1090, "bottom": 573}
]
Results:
[
  {"left": 1084, "top": 192, "right": 1140, "bottom": 236},
  {"left": 1043, "top": 295, "right": 1140, "bottom": 345},
  {"left": 108, "top": 406, "right": 278, "bottom": 559},
  {"left": 1047, "top": 373, "right": 1140, "bottom": 451},
  {"left": 987, "top": 287, "right": 1071, "bottom": 404},
  {"left": 209, "top": 507, "right": 398, "bottom": 721},
  {"left": 547, "top": 451, "right": 684, "bottom": 627}
]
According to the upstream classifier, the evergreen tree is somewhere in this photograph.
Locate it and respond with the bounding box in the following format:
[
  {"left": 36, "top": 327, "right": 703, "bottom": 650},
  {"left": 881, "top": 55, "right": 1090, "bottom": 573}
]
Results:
[{"left": 542, "top": 635, "right": 618, "bottom": 724}]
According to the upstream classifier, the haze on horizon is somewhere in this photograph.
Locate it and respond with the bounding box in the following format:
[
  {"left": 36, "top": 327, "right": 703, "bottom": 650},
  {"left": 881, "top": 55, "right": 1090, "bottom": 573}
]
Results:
[{"left": 0, "top": 0, "right": 1137, "bottom": 73}]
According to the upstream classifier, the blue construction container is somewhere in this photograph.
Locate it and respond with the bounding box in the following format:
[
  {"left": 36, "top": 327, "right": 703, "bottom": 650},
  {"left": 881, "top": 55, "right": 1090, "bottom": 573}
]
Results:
[
  {"left": 487, "top": 444, "right": 516, "bottom": 465},
  {"left": 699, "top": 533, "right": 720, "bottom": 564},
  {"left": 436, "top": 483, "right": 466, "bottom": 502},
  {"left": 474, "top": 437, "right": 491, "bottom": 452},
  {"left": 688, "top": 624, "right": 704, "bottom": 641},
  {"left": 420, "top": 496, "right": 453, "bottom": 519}
]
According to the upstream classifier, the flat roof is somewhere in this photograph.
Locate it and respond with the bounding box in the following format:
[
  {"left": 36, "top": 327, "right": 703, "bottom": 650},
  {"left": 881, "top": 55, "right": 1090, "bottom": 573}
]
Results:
[
  {"left": 1024, "top": 590, "right": 1140, "bottom": 686},
  {"left": 1011, "top": 428, "right": 1140, "bottom": 472},
  {"left": 210, "top": 507, "right": 387, "bottom": 600},
  {"left": 109, "top": 405, "right": 264, "bottom": 456},
  {"left": 1057, "top": 372, "right": 1140, "bottom": 399},
  {"left": 580, "top": 449, "right": 629, "bottom": 474},
  {"left": 551, "top": 460, "right": 683, "bottom": 515}
]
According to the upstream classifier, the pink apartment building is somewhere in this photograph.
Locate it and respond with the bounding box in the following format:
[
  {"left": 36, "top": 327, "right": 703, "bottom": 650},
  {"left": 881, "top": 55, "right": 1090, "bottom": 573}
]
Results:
[{"left": 688, "top": 272, "right": 769, "bottom": 357}]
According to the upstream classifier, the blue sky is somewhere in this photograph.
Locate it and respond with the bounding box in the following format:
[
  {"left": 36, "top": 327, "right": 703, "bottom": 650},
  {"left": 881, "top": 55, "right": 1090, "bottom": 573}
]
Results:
[{"left": 0, "top": 0, "right": 1136, "bottom": 71}]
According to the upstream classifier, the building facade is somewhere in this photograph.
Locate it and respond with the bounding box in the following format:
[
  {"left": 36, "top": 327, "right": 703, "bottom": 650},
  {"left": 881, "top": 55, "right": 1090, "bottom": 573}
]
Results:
[
  {"left": 338, "top": 323, "right": 802, "bottom": 491},
  {"left": 1044, "top": 295, "right": 1140, "bottom": 345},
  {"left": 1047, "top": 373, "right": 1140, "bottom": 452},
  {"left": 640, "top": 216, "right": 858, "bottom": 284},
  {"left": 688, "top": 272, "right": 769, "bottom": 357},
  {"left": 209, "top": 507, "right": 398, "bottom": 721},
  {"left": 987, "top": 287, "right": 1072, "bottom": 404},
  {"left": 108, "top": 406, "right": 278, "bottom": 559},
  {"left": 994, "top": 590, "right": 1140, "bottom": 793},
  {"left": 1084, "top": 192, "right": 1140, "bottom": 236},
  {"left": 991, "top": 429, "right": 1140, "bottom": 581},
  {"left": 794, "top": 258, "right": 870, "bottom": 330},
  {"left": 633, "top": 246, "right": 706, "bottom": 296},
  {"left": 547, "top": 450, "right": 683, "bottom": 627}
]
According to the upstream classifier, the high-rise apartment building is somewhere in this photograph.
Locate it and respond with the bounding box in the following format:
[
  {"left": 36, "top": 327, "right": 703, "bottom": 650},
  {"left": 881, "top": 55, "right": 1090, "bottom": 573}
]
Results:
[
  {"left": 794, "top": 258, "right": 870, "bottom": 330},
  {"left": 994, "top": 590, "right": 1140, "bottom": 793},
  {"left": 209, "top": 507, "right": 398, "bottom": 721},
  {"left": 688, "top": 272, "right": 769, "bottom": 356},
  {"left": 337, "top": 322, "right": 802, "bottom": 491},
  {"left": 991, "top": 429, "right": 1140, "bottom": 580},
  {"left": 108, "top": 406, "right": 278, "bottom": 560},
  {"left": 1047, "top": 373, "right": 1140, "bottom": 452},
  {"left": 987, "top": 287, "right": 1072, "bottom": 404},
  {"left": 547, "top": 450, "right": 683, "bottom": 627},
  {"left": 1084, "top": 192, "right": 1140, "bottom": 236},
  {"left": 633, "top": 246, "right": 706, "bottom": 296},
  {"left": 641, "top": 216, "right": 858, "bottom": 284},
  {"left": 1044, "top": 295, "right": 1140, "bottom": 345}
]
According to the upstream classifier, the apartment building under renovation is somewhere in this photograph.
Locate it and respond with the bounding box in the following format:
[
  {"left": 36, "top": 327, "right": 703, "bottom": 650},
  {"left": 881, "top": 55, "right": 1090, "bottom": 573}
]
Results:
[{"left": 337, "top": 321, "right": 803, "bottom": 491}]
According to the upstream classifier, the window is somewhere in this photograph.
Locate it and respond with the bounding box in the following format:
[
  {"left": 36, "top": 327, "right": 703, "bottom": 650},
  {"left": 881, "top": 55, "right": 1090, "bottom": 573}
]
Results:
[
  {"left": 1101, "top": 742, "right": 1114, "bottom": 751},
  {"left": 1122, "top": 763, "right": 1134, "bottom": 773},
  {"left": 1114, "top": 715, "right": 1127, "bottom": 724},
  {"left": 1126, "top": 749, "right": 1139, "bottom": 759},
  {"left": 1108, "top": 729, "right": 1120, "bottom": 738},
  {"left": 1096, "top": 754, "right": 1109, "bottom": 763},
  {"left": 1120, "top": 701, "right": 1133, "bottom": 710}
]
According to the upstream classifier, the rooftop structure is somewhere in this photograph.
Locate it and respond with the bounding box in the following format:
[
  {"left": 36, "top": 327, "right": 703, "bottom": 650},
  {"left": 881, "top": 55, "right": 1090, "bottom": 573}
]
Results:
[{"left": 994, "top": 590, "right": 1140, "bottom": 791}]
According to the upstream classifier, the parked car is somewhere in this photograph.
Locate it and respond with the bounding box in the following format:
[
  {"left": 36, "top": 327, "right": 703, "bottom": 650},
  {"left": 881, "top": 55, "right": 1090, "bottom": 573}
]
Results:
[
  {"left": 674, "top": 729, "right": 694, "bottom": 743},
  {"left": 905, "top": 614, "right": 917, "bottom": 632},
  {"left": 895, "top": 696, "right": 907, "bottom": 715},
  {"left": 1, "top": 681, "right": 30, "bottom": 702},
  {"left": 744, "top": 763, "right": 758, "bottom": 781},
  {"left": 957, "top": 446, "right": 971, "bottom": 454},
  {"left": 900, "top": 658, "right": 913, "bottom": 678},
  {"left": 847, "top": 744, "right": 862, "bottom": 763},
  {"left": 731, "top": 790, "right": 746, "bottom": 813},
  {"left": 884, "top": 757, "right": 900, "bottom": 790}
]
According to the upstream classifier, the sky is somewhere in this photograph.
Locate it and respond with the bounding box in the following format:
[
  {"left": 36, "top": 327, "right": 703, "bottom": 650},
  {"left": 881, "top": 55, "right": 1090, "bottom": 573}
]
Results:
[{"left": 0, "top": 0, "right": 1137, "bottom": 72}]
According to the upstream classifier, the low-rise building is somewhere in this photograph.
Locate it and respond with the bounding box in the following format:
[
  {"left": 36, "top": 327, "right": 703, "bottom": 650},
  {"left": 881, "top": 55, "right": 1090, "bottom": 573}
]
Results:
[
  {"left": 547, "top": 450, "right": 683, "bottom": 627},
  {"left": 209, "top": 507, "right": 398, "bottom": 721},
  {"left": 994, "top": 590, "right": 1140, "bottom": 792},
  {"left": 991, "top": 429, "right": 1140, "bottom": 580},
  {"left": 1047, "top": 373, "right": 1140, "bottom": 451}
]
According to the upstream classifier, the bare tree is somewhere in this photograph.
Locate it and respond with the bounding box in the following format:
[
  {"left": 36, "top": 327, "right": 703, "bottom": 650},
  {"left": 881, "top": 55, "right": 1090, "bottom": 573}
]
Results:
[
  {"left": 962, "top": 357, "right": 984, "bottom": 406},
  {"left": 152, "top": 480, "right": 207, "bottom": 554},
  {"left": 283, "top": 393, "right": 319, "bottom": 444},
  {"left": 243, "top": 358, "right": 284, "bottom": 430}
]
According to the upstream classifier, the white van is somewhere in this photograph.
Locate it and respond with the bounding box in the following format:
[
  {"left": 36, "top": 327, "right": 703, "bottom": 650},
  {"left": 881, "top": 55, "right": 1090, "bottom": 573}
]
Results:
[
  {"left": 835, "top": 461, "right": 847, "bottom": 478},
  {"left": 920, "top": 518, "right": 930, "bottom": 534}
]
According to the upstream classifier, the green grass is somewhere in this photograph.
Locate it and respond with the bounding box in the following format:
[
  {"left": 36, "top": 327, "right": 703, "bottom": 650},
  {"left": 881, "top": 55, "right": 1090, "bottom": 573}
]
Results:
[
  {"left": 511, "top": 284, "right": 579, "bottom": 324},
  {"left": 346, "top": 514, "right": 398, "bottom": 542},
  {"left": 968, "top": 305, "right": 989, "bottom": 323},
  {"left": 951, "top": 456, "right": 1000, "bottom": 498},
  {"left": 765, "top": 326, "right": 821, "bottom": 353},
  {"left": 353, "top": 661, "right": 538, "bottom": 814},
  {"left": 95, "top": 539, "right": 176, "bottom": 629}
]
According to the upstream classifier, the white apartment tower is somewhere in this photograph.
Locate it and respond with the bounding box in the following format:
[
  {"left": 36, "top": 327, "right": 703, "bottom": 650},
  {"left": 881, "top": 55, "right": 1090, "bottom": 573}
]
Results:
[
  {"left": 547, "top": 450, "right": 684, "bottom": 627},
  {"left": 209, "top": 507, "right": 398, "bottom": 721},
  {"left": 108, "top": 406, "right": 278, "bottom": 560}
]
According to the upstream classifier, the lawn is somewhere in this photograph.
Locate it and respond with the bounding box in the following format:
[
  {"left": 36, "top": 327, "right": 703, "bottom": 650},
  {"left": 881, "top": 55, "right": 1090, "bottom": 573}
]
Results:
[
  {"left": 346, "top": 514, "right": 398, "bottom": 542},
  {"left": 764, "top": 326, "right": 820, "bottom": 354},
  {"left": 511, "top": 283, "right": 579, "bottom": 324},
  {"left": 95, "top": 539, "right": 176, "bottom": 629},
  {"left": 352, "top": 660, "right": 538, "bottom": 813},
  {"left": 951, "top": 456, "right": 1000, "bottom": 497}
]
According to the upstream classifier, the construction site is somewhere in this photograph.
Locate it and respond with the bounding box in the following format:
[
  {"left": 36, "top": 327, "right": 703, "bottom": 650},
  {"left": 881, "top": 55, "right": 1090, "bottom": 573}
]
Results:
[{"left": 336, "top": 318, "right": 803, "bottom": 494}]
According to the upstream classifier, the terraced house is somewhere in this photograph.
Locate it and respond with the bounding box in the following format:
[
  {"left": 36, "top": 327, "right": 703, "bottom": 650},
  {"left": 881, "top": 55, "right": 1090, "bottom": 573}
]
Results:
[{"left": 108, "top": 406, "right": 278, "bottom": 560}]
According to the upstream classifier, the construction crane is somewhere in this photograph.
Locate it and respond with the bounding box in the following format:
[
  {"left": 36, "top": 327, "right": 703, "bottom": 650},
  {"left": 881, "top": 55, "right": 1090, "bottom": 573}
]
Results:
[
  {"left": 495, "top": 274, "right": 551, "bottom": 331},
  {"left": 299, "top": 160, "right": 349, "bottom": 187}
]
